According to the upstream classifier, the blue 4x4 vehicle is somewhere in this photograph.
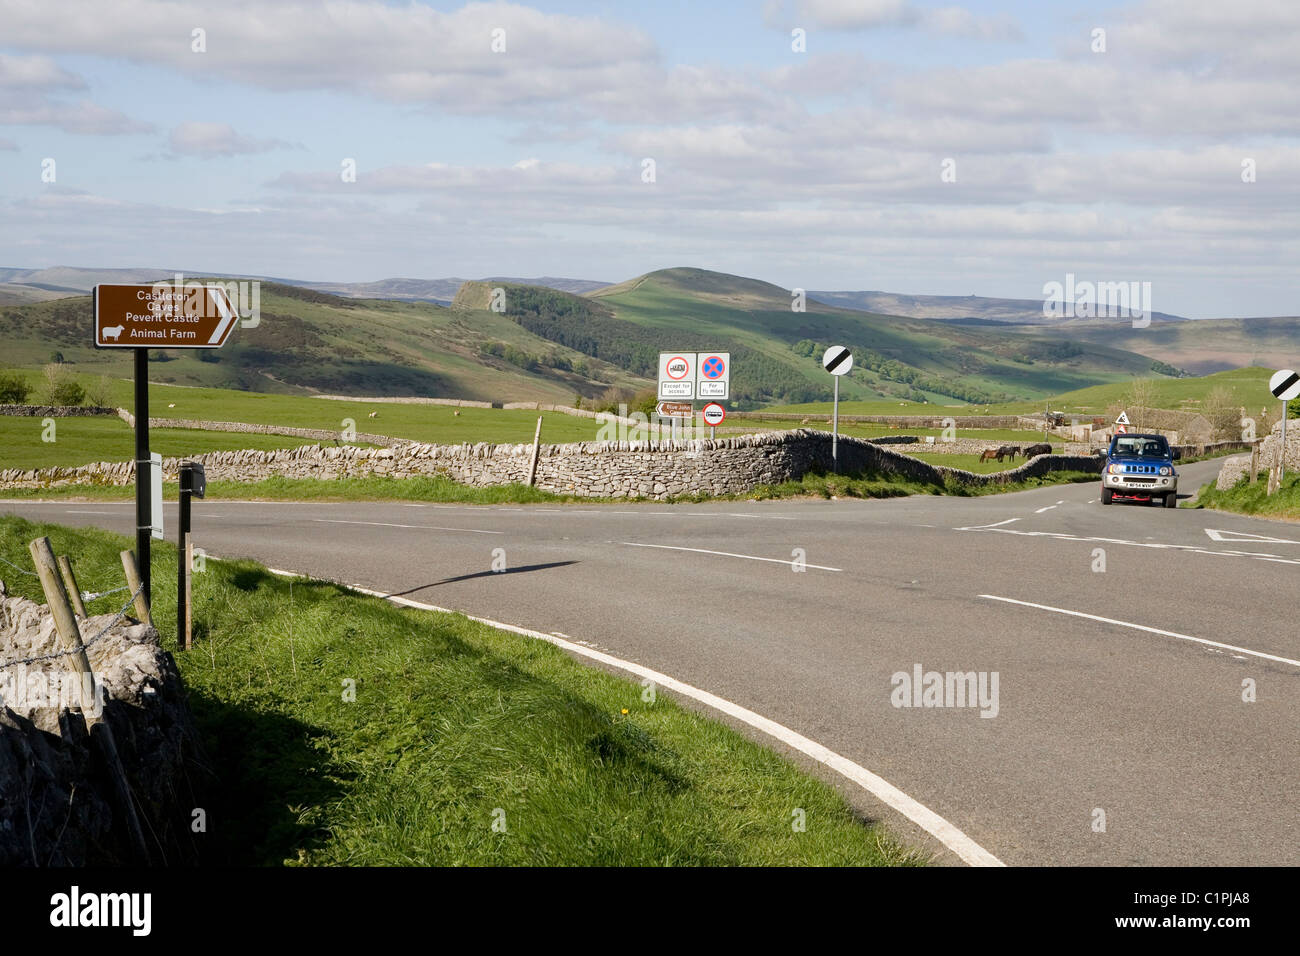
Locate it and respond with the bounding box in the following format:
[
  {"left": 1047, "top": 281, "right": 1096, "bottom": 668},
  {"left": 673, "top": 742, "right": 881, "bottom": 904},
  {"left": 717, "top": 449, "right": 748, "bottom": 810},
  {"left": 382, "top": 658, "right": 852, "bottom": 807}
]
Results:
[{"left": 1101, "top": 432, "right": 1180, "bottom": 508}]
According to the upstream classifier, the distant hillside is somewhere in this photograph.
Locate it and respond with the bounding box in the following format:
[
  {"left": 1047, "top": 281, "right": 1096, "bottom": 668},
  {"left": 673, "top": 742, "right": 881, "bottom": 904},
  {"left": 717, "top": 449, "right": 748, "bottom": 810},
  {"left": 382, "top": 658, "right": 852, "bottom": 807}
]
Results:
[
  {"left": 0, "top": 282, "right": 642, "bottom": 401},
  {"left": 1011, "top": 316, "right": 1300, "bottom": 376},
  {"left": 576, "top": 267, "right": 1163, "bottom": 406},
  {"left": 808, "top": 290, "right": 1188, "bottom": 325}
]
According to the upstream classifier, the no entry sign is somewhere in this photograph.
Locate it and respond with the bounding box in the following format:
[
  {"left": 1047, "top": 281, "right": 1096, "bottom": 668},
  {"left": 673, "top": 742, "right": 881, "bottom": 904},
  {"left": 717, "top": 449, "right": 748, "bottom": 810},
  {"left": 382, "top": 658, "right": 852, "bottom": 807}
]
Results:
[
  {"left": 1270, "top": 369, "right": 1300, "bottom": 401},
  {"left": 94, "top": 283, "right": 239, "bottom": 349},
  {"left": 701, "top": 402, "right": 726, "bottom": 426}
]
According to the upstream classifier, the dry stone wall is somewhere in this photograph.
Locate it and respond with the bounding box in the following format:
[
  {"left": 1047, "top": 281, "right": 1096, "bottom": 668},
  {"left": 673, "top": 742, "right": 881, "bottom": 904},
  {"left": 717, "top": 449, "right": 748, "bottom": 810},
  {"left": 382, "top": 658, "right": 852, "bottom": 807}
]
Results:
[{"left": 0, "top": 429, "right": 1105, "bottom": 498}]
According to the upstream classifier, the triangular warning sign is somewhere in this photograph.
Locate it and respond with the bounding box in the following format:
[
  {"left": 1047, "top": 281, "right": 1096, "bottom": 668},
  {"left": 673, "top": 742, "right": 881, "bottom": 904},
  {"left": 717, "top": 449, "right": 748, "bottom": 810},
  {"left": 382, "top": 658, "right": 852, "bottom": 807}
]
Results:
[
  {"left": 1115, "top": 411, "right": 1130, "bottom": 425},
  {"left": 1205, "top": 528, "right": 1299, "bottom": 544}
]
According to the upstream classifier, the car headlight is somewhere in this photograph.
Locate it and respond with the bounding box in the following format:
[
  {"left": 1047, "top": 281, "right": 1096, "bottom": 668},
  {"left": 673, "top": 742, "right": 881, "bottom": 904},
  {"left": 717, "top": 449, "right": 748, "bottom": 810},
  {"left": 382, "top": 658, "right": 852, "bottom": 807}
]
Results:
[
  {"left": 1159, "top": 466, "right": 1171, "bottom": 476},
  {"left": 1108, "top": 463, "right": 1122, "bottom": 474}
]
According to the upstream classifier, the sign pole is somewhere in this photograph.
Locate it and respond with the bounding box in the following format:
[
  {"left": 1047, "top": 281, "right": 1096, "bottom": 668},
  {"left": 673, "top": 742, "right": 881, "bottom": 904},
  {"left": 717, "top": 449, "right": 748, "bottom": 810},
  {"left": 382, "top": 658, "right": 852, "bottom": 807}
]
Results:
[
  {"left": 832, "top": 374, "right": 840, "bottom": 471},
  {"left": 1281, "top": 400, "right": 1288, "bottom": 483},
  {"left": 133, "top": 347, "right": 151, "bottom": 603},
  {"left": 177, "top": 463, "right": 192, "bottom": 650}
]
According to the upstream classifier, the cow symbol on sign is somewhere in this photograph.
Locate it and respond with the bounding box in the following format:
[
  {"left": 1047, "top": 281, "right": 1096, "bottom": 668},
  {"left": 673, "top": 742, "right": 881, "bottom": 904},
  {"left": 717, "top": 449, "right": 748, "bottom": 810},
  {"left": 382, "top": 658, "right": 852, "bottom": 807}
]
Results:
[{"left": 701, "top": 355, "right": 725, "bottom": 379}]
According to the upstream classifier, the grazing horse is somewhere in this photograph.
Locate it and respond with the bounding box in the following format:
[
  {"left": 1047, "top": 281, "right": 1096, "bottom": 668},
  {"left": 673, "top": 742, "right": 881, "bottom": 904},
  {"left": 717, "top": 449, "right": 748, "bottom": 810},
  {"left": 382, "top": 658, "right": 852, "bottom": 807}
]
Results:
[
  {"left": 1024, "top": 442, "right": 1052, "bottom": 458},
  {"left": 979, "top": 449, "right": 1000, "bottom": 463},
  {"left": 994, "top": 445, "right": 1017, "bottom": 462}
]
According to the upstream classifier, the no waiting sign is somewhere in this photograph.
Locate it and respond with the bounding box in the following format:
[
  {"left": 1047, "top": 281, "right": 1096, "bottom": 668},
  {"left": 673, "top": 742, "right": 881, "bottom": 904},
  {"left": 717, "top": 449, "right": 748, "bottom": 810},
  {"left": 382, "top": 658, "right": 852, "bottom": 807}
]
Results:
[{"left": 697, "top": 352, "right": 730, "bottom": 399}]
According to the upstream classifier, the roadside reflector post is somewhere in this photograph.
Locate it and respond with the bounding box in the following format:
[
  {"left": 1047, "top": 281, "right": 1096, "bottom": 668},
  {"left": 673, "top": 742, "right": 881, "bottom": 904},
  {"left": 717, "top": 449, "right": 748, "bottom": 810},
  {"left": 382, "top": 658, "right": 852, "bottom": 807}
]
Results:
[{"left": 178, "top": 463, "right": 192, "bottom": 649}]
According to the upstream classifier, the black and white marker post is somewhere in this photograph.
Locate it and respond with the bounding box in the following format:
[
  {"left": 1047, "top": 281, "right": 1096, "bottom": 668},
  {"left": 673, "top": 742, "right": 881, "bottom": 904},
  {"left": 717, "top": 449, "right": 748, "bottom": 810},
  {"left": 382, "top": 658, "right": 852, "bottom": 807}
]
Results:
[
  {"left": 1270, "top": 368, "right": 1300, "bottom": 482},
  {"left": 822, "top": 345, "right": 853, "bottom": 470}
]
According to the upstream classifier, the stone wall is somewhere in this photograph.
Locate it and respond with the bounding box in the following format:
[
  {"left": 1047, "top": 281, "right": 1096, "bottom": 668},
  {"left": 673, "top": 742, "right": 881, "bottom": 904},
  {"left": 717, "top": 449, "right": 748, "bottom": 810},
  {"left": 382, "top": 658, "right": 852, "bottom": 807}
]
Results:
[
  {"left": 0, "top": 429, "right": 1105, "bottom": 498},
  {"left": 1215, "top": 421, "right": 1300, "bottom": 489},
  {"left": 0, "top": 582, "right": 202, "bottom": 865},
  {"left": 0, "top": 404, "right": 118, "bottom": 417}
]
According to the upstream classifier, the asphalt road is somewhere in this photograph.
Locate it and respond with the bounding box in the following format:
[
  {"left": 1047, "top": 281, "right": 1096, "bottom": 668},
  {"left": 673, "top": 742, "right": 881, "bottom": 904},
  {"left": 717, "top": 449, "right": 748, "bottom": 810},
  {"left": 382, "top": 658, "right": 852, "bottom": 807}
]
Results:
[{"left": 5, "top": 458, "right": 1298, "bottom": 866}]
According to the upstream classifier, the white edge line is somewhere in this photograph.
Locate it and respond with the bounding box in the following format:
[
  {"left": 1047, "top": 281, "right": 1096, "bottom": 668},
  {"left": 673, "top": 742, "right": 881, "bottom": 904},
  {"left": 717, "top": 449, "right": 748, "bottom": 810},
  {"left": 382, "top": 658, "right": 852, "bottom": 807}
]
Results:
[
  {"left": 621, "top": 541, "right": 842, "bottom": 571},
  {"left": 237, "top": 559, "right": 1003, "bottom": 867},
  {"left": 311, "top": 518, "right": 503, "bottom": 535},
  {"left": 980, "top": 594, "right": 1300, "bottom": 668}
]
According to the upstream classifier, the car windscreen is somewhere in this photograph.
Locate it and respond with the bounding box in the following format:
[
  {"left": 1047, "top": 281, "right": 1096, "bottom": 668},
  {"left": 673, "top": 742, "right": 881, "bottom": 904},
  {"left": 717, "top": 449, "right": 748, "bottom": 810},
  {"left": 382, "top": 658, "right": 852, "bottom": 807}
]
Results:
[{"left": 1110, "top": 436, "right": 1170, "bottom": 458}]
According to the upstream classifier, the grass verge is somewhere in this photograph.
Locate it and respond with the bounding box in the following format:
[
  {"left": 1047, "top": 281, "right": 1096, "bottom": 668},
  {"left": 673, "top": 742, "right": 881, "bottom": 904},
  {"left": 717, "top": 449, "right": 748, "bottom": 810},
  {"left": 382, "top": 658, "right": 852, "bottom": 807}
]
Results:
[
  {"left": 0, "top": 515, "right": 922, "bottom": 866},
  {"left": 1191, "top": 473, "right": 1300, "bottom": 521}
]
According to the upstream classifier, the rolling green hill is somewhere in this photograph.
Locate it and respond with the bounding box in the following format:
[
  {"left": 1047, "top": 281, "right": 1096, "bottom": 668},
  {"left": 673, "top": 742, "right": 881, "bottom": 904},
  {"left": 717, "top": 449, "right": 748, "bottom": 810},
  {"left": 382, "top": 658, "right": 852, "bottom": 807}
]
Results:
[
  {"left": 576, "top": 268, "right": 1165, "bottom": 407},
  {"left": 0, "top": 283, "right": 643, "bottom": 401},
  {"left": 1, "top": 266, "right": 1270, "bottom": 411}
]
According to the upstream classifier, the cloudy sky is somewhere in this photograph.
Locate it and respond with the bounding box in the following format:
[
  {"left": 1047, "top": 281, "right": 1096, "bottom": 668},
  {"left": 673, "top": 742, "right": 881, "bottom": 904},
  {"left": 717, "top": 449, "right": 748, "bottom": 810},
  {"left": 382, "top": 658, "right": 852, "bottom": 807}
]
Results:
[{"left": 0, "top": 0, "right": 1296, "bottom": 317}]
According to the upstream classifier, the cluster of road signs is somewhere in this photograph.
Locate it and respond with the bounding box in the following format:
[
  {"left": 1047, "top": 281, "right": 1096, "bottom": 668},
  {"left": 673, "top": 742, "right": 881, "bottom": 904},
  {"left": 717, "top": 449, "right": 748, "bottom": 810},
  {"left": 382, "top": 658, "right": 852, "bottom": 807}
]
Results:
[
  {"left": 657, "top": 352, "right": 730, "bottom": 400},
  {"left": 1114, "top": 410, "right": 1130, "bottom": 434}
]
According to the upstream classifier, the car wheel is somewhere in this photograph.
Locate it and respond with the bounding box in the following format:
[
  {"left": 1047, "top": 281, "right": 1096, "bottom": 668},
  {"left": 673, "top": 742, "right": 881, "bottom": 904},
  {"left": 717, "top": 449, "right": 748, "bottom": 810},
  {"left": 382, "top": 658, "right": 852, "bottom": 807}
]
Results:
[
  {"left": 1164, "top": 492, "right": 1177, "bottom": 509},
  {"left": 1101, "top": 487, "right": 1112, "bottom": 505}
]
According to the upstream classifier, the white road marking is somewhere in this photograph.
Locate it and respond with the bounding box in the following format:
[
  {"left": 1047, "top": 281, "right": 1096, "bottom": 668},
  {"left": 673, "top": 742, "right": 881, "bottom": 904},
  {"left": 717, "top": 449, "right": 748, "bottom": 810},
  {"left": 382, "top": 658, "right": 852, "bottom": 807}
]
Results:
[
  {"left": 962, "top": 518, "right": 1021, "bottom": 530},
  {"left": 621, "top": 542, "right": 842, "bottom": 571},
  {"left": 311, "top": 518, "right": 503, "bottom": 535},
  {"left": 64, "top": 510, "right": 116, "bottom": 515},
  {"left": 1033, "top": 505, "right": 1057, "bottom": 514},
  {"left": 980, "top": 594, "right": 1300, "bottom": 668},
  {"left": 957, "top": 524, "right": 1300, "bottom": 566},
  {"left": 249, "top": 561, "right": 1002, "bottom": 867},
  {"left": 1205, "top": 528, "right": 1299, "bottom": 544}
]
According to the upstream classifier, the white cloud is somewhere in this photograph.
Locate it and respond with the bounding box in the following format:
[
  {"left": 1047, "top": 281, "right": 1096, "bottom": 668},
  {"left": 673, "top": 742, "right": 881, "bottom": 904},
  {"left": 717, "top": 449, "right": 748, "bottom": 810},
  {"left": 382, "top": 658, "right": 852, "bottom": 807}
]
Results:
[
  {"left": 168, "top": 122, "right": 293, "bottom": 157},
  {"left": 0, "top": 53, "right": 151, "bottom": 134}
]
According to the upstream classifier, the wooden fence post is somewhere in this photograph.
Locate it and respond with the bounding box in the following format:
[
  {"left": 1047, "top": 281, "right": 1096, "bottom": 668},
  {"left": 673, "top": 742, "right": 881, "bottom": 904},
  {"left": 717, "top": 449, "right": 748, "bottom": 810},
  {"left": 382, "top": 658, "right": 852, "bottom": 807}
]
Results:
[
  {"left": 57, "top": 555, "right": 88, "bottom": 618},
  {"left": 528, "top": 415, "right": 543, "bottom": 487},
  {"left": 1249, "top": 442, "right": 1259, "bottom": 484},
  {"left": 120, "top": 549, "right": 152, "bottom": 627},
  {"left": 30, "top": 536, "right": 151, "bottom": 864}
]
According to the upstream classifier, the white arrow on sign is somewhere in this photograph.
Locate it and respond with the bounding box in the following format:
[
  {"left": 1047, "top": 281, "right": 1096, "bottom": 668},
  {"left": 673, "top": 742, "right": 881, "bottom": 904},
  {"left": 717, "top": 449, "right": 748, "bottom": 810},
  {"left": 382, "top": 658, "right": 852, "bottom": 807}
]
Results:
[
  {"left": 1270, "top": 368, "right": 1300, "bottom": 401},
  {"left": 1205, "top": 528, "right": 1300, "bottom": 544}
]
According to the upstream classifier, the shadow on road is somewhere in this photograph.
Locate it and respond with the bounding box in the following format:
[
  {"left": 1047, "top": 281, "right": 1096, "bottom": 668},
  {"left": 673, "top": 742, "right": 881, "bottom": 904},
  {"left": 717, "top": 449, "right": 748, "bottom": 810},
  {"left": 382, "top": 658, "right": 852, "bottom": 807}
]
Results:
[{"left": 390, "top": 560, "right": 578, "bottom": 596}]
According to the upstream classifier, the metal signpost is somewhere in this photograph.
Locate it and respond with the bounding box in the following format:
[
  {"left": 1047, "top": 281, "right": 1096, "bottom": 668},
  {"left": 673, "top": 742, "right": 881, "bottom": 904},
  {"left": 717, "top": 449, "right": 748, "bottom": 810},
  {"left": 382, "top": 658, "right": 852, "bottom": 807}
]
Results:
[
  {"left": 94, "top": 282, "right": 238, "bottom": 610},
  {"left": 177, "top": 461, "right": 207, "bottom": 649},
  {"left": 701, "top": 401, "right": 726, "bottom": 437},
  {"left": 822, "top": 345, "right": 853, "bottom": 469},
  {"left": 1269, "top": 369, "right": 1300, "bottom": 482}
]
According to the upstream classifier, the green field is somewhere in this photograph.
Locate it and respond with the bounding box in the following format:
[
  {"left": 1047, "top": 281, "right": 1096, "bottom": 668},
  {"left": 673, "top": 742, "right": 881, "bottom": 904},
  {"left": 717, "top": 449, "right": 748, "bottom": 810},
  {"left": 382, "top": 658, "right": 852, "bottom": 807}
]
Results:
[
  {"left": 764, "top": 367, "right": 1275, "bottom": 418},
  {"left": 0, "top": 516, "right": 922, "bottom": 866},
  {"left": 0, "top": 416, "right": 334, "bottom": 471},
  {"left": 1, "top": 374, "right": 605, "bottom": 447}
]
